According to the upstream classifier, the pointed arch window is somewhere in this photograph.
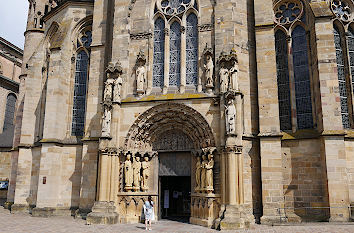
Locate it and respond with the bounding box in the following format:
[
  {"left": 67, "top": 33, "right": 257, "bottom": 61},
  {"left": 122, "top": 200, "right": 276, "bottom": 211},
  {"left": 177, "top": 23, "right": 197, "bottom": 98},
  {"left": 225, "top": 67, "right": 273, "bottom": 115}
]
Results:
[
  {"left": 186, "top": 13, "right": 198, "bottom": 85},
  {"left": 333, "top": 23, "right": 354, "bottom": 129},
  {"left": 72, "top": 29, "right": 92, "bottom": 136},
  {"left": 153, "top": 18, "right": 165, "bottom": 88},
  {"left": 3, "top": 93, "right": 17, "bottom": 131},
  {"left": 274, "top": 3, "right": 315, "bottom": 131},
  {"left": 153, "top": 0, "right": 199, "bottom": 91}
]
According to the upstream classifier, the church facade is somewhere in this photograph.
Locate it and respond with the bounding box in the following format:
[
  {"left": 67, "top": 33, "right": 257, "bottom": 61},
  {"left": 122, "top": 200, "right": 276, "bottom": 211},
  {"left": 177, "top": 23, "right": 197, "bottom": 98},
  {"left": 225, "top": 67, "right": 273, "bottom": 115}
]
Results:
[{"left": 5, "top": 0, "right": 354, "bottom": 229}]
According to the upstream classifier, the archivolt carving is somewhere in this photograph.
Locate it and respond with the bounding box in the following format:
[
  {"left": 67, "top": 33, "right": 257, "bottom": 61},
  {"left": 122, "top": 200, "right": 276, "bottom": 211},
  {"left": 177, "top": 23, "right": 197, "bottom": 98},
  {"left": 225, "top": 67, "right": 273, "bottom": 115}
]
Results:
[{"left": 124, "top": 103, "right": 215, "bottom": 151}]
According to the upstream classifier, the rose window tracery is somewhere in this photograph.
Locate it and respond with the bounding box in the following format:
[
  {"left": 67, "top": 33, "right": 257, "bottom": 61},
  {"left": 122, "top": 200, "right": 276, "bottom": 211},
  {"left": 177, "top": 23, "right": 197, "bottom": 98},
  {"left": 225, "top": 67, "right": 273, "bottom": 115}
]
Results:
[
  {"left": 158, "top": 0, "right": 195, "bottom": 16},
  {"left": 274, "top": 1, "right": 303, "bottom": 25},
  {"left": 331, "top": 0, "right": 353, "bottom": 22}
]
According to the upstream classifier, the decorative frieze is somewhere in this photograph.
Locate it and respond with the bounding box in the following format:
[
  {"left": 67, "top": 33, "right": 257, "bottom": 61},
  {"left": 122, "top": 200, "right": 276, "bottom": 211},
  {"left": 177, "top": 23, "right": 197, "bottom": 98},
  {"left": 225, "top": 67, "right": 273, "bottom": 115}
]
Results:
[
  {"left": 198, "top": 24, "right": 213, "bottom": 32},
  {"left": 130, "top": 32, "right": 152, "bottom": 40}
]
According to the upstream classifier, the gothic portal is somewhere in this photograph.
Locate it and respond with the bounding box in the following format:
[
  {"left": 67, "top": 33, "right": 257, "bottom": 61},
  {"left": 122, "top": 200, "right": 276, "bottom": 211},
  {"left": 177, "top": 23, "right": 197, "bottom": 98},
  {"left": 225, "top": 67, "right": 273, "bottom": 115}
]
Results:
[{"left": 4, "top": 0, "right": 354, "bottom": 230}]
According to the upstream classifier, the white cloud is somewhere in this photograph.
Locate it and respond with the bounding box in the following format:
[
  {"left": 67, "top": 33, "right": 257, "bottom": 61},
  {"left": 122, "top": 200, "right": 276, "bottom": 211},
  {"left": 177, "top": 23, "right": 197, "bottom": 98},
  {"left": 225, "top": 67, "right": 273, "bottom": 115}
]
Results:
[{"left": 0, "top": 0, "right": 29, "bottom": 49}]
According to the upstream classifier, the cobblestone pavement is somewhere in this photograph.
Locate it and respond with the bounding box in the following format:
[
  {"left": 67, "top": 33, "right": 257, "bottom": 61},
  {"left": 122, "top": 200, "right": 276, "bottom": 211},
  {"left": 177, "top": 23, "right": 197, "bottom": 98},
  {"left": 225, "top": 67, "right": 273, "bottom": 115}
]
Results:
[{"left": 1, "top": 207, "right": 354, "bottom": 233}]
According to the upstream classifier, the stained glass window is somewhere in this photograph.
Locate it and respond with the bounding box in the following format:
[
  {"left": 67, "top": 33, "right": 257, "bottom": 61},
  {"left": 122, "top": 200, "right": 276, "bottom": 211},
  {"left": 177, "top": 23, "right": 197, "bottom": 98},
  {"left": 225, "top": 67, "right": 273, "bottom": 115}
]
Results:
[
  {"left": 334, "top": 24, "right": 351, "bottom": 128},
  {"left": 3, "top": 94, "right": 16, "bottom": 131},
  {"left": 72, "top": 30, "right": 92, "bottom": 136},
  {"left": 347, "top": 27, "right": 354, "bottom": 97},
  {"left": 169, "top": 21, "right": 181, "bottom": 86},
  {"left": 186, "top": 13, "right": 198, "bottom": 86},
  {"left": 153, "top": 17, "right": 165, "bottom": 88},
  {"left": 275, "top": 30, "right": 292, "bottom": 130},
  {"left": 291, "top": 26, "right": 313, "bottom": 129}
]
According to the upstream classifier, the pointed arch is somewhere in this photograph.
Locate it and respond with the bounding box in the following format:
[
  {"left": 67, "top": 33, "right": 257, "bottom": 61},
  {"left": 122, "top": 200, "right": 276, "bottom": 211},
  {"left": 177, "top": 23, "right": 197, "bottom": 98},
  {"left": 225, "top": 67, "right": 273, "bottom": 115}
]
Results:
[{"left": 3, "top": 93, "right": 17, "bottom": 131}]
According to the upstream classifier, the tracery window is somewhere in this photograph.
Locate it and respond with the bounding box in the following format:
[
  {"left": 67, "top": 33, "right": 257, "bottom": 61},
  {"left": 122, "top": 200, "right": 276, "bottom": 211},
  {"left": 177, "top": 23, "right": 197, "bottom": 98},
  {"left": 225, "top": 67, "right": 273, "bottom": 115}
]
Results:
[
  {"left": 3, "top": 94, "right": 17, "bottom": 131},
  {"left": 153, "top": 0, "right": 198, "bottom": 90},
  {"left": 330, "top": 0, "right": 354, "bottom": 128},
  {"left": 274, "top": 0, "right": 314, "bottom": 131},
  {"left": 71, "top": 29, "right": 92, "bottom": 136}
]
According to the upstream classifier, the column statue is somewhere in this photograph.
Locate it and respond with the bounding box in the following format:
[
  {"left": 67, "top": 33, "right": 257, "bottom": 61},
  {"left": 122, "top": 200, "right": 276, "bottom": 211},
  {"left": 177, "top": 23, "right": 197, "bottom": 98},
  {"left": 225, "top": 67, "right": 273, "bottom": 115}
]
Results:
[
  {"left": 205, "top": 153, "right": 214, "bottom": 193},
  {"left": 141, "top": 156, "right": 150, "bottom": 192},
  {"left": 101, "top": 106, "right": 111, "bottom": 138},
  {"left": 229, "top": 61, "right": 239, "bottom": 91},
  {"left": 132, "top": 156, "right": 142, "bottom": 191},
  {"left": 225, "top": 99, "right": 236, "bottom": 135},
  {"left": 195, "top": 156, "right": 202, "bottom": 192},
  {"left": 113, "top": 75, "right": 123, "bottom": 103},
  {"left": 124, "top": 154, "right": 133, "bottom": 191},
  {"left": 201, "top": 154, "right": 208, "bottom": 192},
  {"left": 104, "top": 77, "right": 114, "bottom": 101},
  {"left": 136, "top": 61, "right": 146, "bottom": 95},
  {"left": 204, "top": 55, "right": 214, "bottom": 88},
  {"left": 219, "top": 62, "right": 229, "bottom": 93}
]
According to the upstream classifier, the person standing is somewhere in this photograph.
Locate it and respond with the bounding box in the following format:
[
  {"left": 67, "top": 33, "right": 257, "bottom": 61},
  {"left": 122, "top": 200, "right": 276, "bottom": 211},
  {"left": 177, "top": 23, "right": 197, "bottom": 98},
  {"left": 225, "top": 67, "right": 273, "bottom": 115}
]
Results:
[{"left": 143, "top": 196, "right": 155, "bottom": 230}]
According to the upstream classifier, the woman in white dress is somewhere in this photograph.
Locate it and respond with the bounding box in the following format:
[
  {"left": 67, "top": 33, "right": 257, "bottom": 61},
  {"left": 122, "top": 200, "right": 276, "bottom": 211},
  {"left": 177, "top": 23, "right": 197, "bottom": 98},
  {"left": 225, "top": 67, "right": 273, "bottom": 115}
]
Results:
[{"left": 143, "top": 196, "right": 154, "bottom": 230}]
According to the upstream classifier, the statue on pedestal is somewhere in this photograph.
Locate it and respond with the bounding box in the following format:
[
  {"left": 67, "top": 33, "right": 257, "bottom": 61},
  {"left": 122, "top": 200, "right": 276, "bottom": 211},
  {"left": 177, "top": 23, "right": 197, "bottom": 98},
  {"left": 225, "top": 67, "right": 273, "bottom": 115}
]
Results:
[
  {"left": 113, "top": 75, "right": 123, "bottom": 103},
  {"left": 219, "top": 61, "right": 229, "bottom": 93},
  {"left": 141, "top": 156, "right": 150, "bottom": 192},
  {"left": 104, "top": 78, "right": 114, "bottom": 102},
  {"left": 203, "top": 45, "right": 214, "bottom": 91},
  {"left": 136, "top": 50, "right": 147, "bottom": 97},
  {"left": 195, "top": 156, "right": 202, "bottom": 192},
  {"left": 132, "top": 156, "right": 142, "bottom": 191},
  {"left": 229, "top": 60, "right": 239, "bottom": 91},
  {"left": 105, "top": 61, "right": 123, "bottom": 103},
  {"left": 124, "top": 153, "right": 133, "bottom": 191},
  {"left": 225, "top": 98, "right": 236, "bottom": 135},
  {"left": 101, "top": 104, "right": 112, "bottom": 138}
]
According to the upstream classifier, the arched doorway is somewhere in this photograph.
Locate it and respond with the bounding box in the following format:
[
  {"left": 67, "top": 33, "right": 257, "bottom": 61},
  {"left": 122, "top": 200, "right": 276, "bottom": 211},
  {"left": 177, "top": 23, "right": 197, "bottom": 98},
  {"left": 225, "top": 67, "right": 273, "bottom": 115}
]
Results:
[{"left": 121, "top": 103, "right": 217, "bottom": 223}]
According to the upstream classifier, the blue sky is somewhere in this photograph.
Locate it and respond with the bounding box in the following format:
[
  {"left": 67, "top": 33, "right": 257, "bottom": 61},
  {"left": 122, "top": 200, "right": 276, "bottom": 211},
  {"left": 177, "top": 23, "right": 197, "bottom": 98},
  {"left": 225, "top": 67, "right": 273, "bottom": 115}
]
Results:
[{"left": 0, "top": 0, "right": 29, "bottom": 49}]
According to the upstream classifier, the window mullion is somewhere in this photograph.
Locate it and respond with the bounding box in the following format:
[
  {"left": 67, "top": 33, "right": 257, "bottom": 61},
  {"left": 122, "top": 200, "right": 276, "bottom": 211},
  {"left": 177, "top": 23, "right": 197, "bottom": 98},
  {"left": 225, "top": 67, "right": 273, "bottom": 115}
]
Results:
[
  {"left": 287, "top": 35, "right": 298, "bottom": 132},
  {"left": 180, "top": 24, "right": 186, "bottom": 93},
  {"left": 163, "top": 27, "right": 170, "bottom": 94}
]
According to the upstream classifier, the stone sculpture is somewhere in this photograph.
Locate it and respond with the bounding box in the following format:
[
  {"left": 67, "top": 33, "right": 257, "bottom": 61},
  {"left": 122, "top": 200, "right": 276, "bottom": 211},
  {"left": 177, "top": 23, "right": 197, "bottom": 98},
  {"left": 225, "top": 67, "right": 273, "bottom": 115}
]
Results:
[
  {"left": 141, "top": 156, "right": 150, "bottom": 191},
  {"left": 195, "top": 156, "right": 202, "bottom": 192},
  {"left": 229, "top": 60, "right": 239, "bottom": 91},
  {"left": 101, "top": 106, "right": 112, "bottom": 138},
  {"left": 104, "top": 78, "right": 114, "bottom": 101},
  {"left": 124, "top": 153, "right": 133, "bottom": 191},
  {"left": 219, "top": 62, "right": 229, "bottom": 93},
  {"left": 113, "top": 75, "right": 123, "bottom": 103},
  {"left": 132, "top": 156, "right": 142, "bottom": 191},
  {"left": 204, "top": 54, "right": 214, "bottom": 88},
  {"left": 205, "top": 153, "right": 214, "bottom": 193},
  {"left": 136, "top": 62, "right": 146, "bottom": 93},
  {"left": 201, "top": 154, "right": 208, "bottom": 192},
  {"left": 225, "top": 98, "right": 236, "bottom": 135}
]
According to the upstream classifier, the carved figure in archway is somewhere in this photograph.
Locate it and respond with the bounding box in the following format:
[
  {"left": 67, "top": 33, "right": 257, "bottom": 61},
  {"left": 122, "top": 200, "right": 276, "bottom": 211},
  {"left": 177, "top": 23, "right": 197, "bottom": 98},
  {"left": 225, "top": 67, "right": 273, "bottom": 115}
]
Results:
[
  {"left": 219, "top": 61, "right": 229, "bottom": 93},
  {"left": 201, "top": 154, "right": 208, "bottom": 192},
  {"left": 229, "top": 60, "right": 239, "bottom": 91},
  {"left": 141, "top": 156, "right": 150, "bottom": 191},
  {"left": 133, "top": 156, "right": 142, "bottom": 191},
  {"left": 205, "top": 153, "right": 214, "bottom": 193},
  {"left": 204, "top": 54, "right": 214, "bottom": 88},
  {"left": 195, "top": 156, "right": 202, "bottom": 192},
  {"left": 124, "top": 153, "right": 133, "bottom": 191},
  {"left": 225, "top": 99, "right": 236, "bottom": 135},
  {"left": 113, "top": 75, "right": 123, "bottom": 103}
]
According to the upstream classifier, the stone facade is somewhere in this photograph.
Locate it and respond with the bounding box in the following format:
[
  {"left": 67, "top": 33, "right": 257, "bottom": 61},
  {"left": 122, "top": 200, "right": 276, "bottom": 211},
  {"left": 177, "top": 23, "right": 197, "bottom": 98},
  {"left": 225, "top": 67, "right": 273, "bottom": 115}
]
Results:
[{"left": 5, "top": 0, "right": 354, "bottom": 230}]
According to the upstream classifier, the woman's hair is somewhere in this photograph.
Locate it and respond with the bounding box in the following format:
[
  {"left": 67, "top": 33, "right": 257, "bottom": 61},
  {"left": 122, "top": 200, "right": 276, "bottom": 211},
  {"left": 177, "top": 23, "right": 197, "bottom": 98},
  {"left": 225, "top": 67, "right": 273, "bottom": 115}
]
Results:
[{"left": 148, "top": 195, "right": 153, "bottom": 207}]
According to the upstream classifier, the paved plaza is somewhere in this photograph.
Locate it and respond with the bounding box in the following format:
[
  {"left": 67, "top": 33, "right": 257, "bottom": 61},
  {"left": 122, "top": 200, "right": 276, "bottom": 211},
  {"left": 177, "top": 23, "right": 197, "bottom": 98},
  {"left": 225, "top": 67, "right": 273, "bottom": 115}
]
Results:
[{"left": 0, "top": 207, "right": 353, "bottom": 233}]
